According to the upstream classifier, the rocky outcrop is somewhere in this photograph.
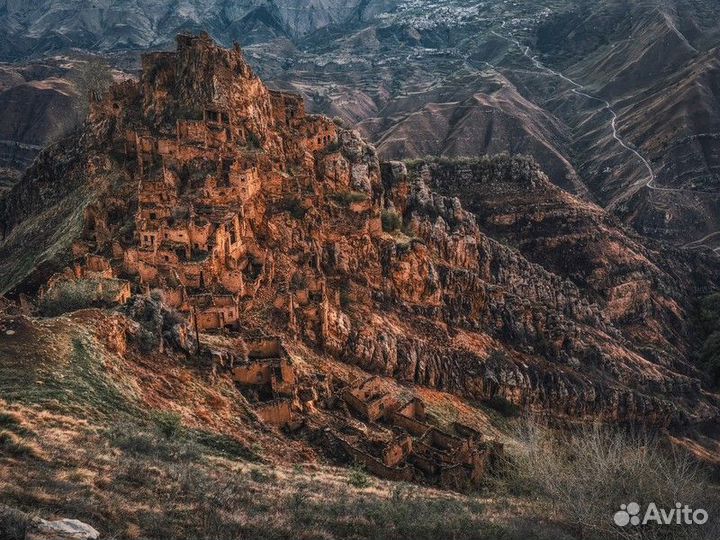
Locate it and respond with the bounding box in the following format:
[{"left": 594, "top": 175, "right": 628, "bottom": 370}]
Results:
[
  {"left": 415, "top": 156, "right": 720, "bottom": 363},
  {"left": 0, "top": 507, "right": 100, "bottom": 540},
  {"left": 2, "top": 34, "right": 718, "bottom": 434}
]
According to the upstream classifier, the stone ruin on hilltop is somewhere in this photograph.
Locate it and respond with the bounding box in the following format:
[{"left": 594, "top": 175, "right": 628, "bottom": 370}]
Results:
[
  {"left": 71, "top": 32, "right": 342, "bottom": 332},
  {"left": 36, "top": 32, "right": 502, "bottom": 491}
]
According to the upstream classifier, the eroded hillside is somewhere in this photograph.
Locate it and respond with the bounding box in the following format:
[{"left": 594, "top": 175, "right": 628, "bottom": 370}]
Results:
[{"left": 1, "top": 32, "right": 718, "bottom": 471}]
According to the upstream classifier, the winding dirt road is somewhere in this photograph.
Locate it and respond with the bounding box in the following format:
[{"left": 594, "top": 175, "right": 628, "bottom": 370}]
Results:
[
  {"left": 491, "top": 30, "right": 720, "bottom": 252},
  {"left": 491, "top": 30, "right": 658, "bottom": 190}
]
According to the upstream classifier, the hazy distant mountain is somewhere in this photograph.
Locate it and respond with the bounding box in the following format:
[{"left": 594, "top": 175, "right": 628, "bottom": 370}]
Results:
[{"left": 0, "top": 0, "right": 372, "bottom": 60}]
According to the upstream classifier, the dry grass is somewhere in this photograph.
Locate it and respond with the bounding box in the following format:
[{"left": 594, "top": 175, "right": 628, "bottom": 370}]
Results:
[
  {"left": 0, "top": 406, "right": 568, "bottom": 540},
  {"left": 488, "top": 420, "right": 720, "bottom": 540},
  {"left": 0, "top": 353, "right": 548, "bottom": 540},
  {"left": 1, "top": 311, "right": 717, "bottom": 539},
  {"left": 0, "top": 430, "right": 39, "bottom": 458}
]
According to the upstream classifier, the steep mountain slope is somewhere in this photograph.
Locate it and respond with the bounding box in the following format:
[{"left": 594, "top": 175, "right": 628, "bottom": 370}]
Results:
[
  {"left": 525, "top": 0, "right": 720, "bottom": 243},
  {"left": 2, "top": 35, "right": 718, "bottom": 442},
  {"left": 419, "top": 156, "right": 719, "bottom": 361},
  {"left": 0, "top": 60, "right": 83, "bottom": 196},
  {"left": 363, "top": 72, "right": 580, "bottom": 193}
]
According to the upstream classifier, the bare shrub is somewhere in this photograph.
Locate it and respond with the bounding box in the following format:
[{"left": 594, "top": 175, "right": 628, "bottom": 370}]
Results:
[
  {"left": 0, "top": 505, "right": 31, "bottom": 540},
  {"left": 505, "top": 420, "right": 719, "bottom": 540}
]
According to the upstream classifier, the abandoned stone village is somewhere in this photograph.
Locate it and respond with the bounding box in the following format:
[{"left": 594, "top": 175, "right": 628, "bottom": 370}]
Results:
[{"left": 32, "top": 33, "right": 502, "bottom": 490}]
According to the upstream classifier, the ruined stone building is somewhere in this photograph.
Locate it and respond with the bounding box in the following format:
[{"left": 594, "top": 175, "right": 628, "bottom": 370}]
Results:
[
  {"left": 66, "top": 32, "right": 343, "bottom": 332},
  {"left": 210, "top": 335, "right": 300, "bottom": 428},
  {"left": 332, "top": 377, "right": 501, "bottom": 490},
  {"left": 37, "top": 32, "right": 506, "bottom": 489}
]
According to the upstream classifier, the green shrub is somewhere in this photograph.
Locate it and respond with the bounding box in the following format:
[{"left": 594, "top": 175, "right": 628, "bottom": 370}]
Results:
[
  {"left": 403, "top": 157, "right": 427, "bottom": 169},
  {"left": 250, "top": 467, "right": 276, "bottom": 483},
  {"left": 290, "top": 273, "right": 309, "bottom": 291},
  {"left": 381, "top": 209, "right": 402, "bottom": 232},
  {"left": 189, "top": 430, "right": 258, "bottom": 460},
  {"left": 153, "top": 410, "right": 182, "bottom": 439},
  {"left": 347, "top": 465, "right": 371, "bottom": 489},
  {"left": 331, "top": 191, "right": 368, "bottom": 206},
  {"left": 106, "top": 424, "right": 199, "bottom": 462},
  {"left": 39, "top": 278, "right": 129, "bottom": 316},
  {"left": 246, "top": 131, "right": 262, "bottom": 149},
  {"left": 39, "top": 287, "right": 91, "bottom": 316},
  {"left": 117, "top": 458, "right": 156, "bottom": 486},
  {"left": 177, "top": 107, "right": 203, "bottom": 121},
  {"left": 251, "top": 442, "right": 263, "bottom": 457},
  {"left": 325, "top": 140, "right": 342, "bottom": 153},
  {"left": 485, "top": 396, "right": 521, "bottom": 418},
  {"left": 277, "top": 197, "right": 307, "bottom": 219},
  {"left": 339, "top": 280, "right": 352, "bottom": 308}
]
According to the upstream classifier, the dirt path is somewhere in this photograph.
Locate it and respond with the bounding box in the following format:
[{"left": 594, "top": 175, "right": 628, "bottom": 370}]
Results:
[
  {"left": 491, "top": 29, "right": 719, "bottom": 251},
  {"left": 491, "top": 30, "right": 658, "bottom": 190}
]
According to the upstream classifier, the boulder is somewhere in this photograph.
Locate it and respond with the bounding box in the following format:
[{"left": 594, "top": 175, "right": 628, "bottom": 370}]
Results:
[{"left": 26, "top": 518, "right": 99, "bottom": 540}]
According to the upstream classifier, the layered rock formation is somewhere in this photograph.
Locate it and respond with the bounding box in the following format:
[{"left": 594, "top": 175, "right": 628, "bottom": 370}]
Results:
[
  {"left": 418, "top": 156, "right": 719, "bottom": 356},
  {"left": 1, "top": 34, "right": 718, "bottom": 455}
]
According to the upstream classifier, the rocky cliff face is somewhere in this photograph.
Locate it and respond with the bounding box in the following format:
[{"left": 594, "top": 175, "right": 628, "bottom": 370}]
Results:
[
  {"left": 1, "top": 34, "right": 718, "bottom": 438},
  {"left": 418, "top": 156, "right": 719, "bottom": 354}
]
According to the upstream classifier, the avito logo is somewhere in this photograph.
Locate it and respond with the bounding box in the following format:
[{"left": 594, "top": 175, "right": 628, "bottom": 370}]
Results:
[{"left": 614, "top": 502, "right": 709, "bottom": 527}]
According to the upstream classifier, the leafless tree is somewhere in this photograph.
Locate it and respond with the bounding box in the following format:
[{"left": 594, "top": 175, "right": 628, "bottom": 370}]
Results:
[{"left": 73, "top": 59, "right": 113, "bottom": 117}]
